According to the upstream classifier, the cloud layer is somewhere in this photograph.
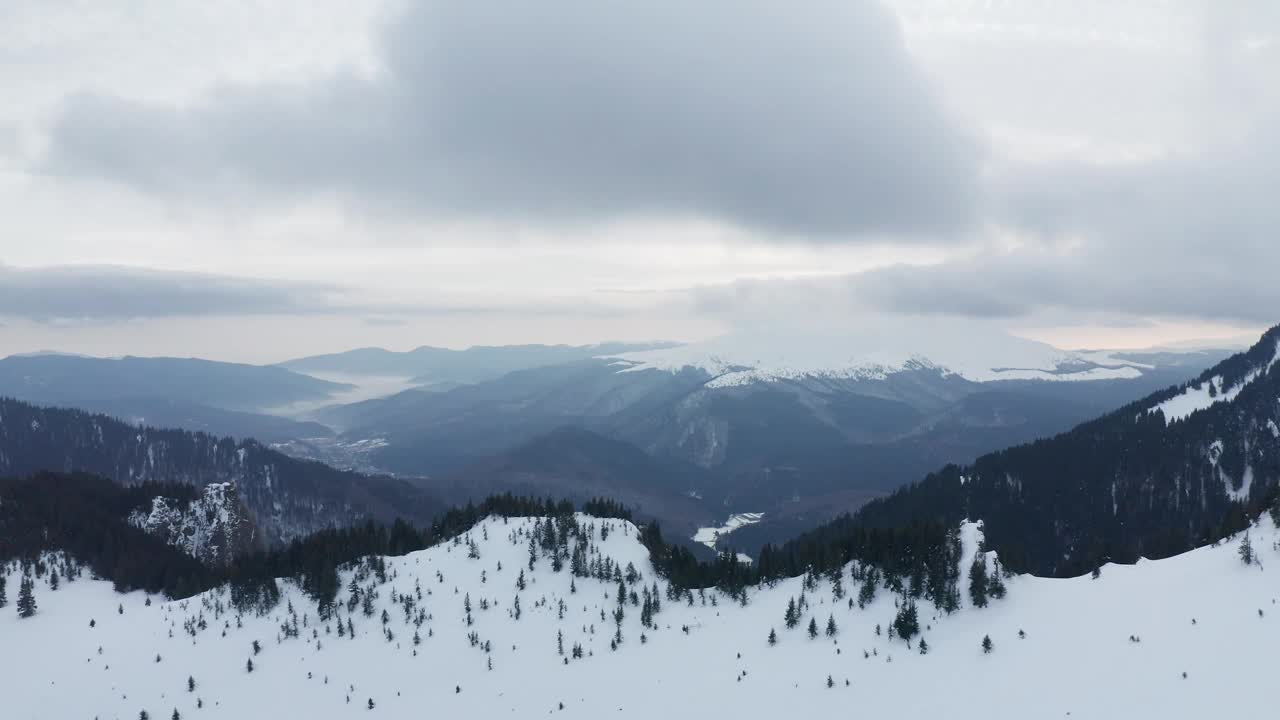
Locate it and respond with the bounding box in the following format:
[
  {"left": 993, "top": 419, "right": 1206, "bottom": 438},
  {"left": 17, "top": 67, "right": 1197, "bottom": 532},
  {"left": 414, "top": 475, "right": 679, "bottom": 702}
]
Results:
[
  {"left": 44, "top": 0, "right": 980, "bottom": 238},
  {"left": 0, "top": 265, "right": 334, "bottom": 321}
]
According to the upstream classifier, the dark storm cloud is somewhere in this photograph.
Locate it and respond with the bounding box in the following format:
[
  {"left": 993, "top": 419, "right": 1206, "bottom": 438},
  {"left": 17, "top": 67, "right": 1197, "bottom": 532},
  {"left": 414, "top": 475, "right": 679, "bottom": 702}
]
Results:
[
  {"left": 42, "top": 0, "right": 981, "bottom": 238},
  {"left": 0, "top": 265, "right": 336, "bottom": 320}
]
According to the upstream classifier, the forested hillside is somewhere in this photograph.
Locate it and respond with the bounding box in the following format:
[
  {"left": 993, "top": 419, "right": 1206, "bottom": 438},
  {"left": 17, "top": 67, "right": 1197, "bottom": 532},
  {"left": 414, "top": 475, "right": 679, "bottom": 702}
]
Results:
[
  {"left": 0, "top": 397, "right": 443, "bottom": 544},
  {"left": 852, "top": 326, "right": 1280, "bottom": 576}
]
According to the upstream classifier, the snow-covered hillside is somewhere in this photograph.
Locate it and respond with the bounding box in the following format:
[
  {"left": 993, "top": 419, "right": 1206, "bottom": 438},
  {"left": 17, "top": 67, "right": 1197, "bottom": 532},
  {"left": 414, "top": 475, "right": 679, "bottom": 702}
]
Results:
[
  {"left": 1151, "top": 337, "right": 1280, "bottom": 424},
  {"left": 606, "top": 322, "right": 1146, "bottom": 386},
  {"left": 4, "top": 512, "right": 1278, "bottom": 719}
]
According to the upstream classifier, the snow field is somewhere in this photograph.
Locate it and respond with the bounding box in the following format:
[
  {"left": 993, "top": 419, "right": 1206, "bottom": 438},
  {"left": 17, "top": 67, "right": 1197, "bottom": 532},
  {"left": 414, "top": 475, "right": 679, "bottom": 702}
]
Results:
[{"left": 3, "top": 514, "right": 1279, "bottom": 719}]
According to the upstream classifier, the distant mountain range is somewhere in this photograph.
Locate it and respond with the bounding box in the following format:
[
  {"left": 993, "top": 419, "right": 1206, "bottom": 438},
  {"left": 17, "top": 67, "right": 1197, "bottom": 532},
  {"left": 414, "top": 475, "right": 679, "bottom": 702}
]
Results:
[
  {"left": 295, "top": 327, "right": 1229, "bottom": 550},
  {"left": 0, "top": 329, "right": 1240, "bottom": 555},
  {"left": 0, "top": 354, "right": 347, "bottom": 442},
  {"left": 278, "top": 342, "right": 676, "bottom": 385}
]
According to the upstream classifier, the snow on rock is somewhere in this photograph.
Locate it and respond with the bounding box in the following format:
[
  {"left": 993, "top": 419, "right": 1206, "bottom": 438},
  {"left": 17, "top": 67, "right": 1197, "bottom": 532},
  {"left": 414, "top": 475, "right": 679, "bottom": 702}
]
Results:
[
  {"left": 692, "top": 512, "right": 764, "bottom": 550},
  {"left": 605, "top": 321, "right": 1146, "bottom": 387},
  {"left": 1152, "top": 339, "right": 1280, "bottom": 424},
  {"left": 129, "top": 483, "right": 258, "bottom": 566},
  {"left": 4, "top": 513, "right": 1280, "bottom": 719}
]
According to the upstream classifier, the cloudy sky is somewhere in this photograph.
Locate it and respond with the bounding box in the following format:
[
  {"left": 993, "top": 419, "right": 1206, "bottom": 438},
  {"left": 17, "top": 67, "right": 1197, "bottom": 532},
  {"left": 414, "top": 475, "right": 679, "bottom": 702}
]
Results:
[{"left": 1, "top": 0, "right": 1276, "bottom": 362}]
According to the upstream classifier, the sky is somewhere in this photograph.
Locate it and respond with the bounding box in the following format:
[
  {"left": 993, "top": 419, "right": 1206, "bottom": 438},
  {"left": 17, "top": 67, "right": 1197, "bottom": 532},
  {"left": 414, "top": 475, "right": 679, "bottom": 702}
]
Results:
[{"left": 1, "top": 0, "right": 1277, "bottom": 363}]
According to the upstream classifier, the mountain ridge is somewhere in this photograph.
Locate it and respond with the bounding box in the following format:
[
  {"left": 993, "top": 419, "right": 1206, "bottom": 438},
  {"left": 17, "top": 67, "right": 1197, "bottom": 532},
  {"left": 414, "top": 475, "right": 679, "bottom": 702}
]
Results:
[{"left": 851, "top": 324, "right": 1280, "bottom": 576}]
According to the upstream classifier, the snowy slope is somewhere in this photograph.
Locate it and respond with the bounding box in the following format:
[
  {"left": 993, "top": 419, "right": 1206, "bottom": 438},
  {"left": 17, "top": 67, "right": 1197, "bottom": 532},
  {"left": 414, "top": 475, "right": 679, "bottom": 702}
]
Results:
[
  {"left": 606, "top": 322, "right": 1145, "bottom": 386},
  {"left": 4, "top": 513, "right": 1279, "bottom": 719},
  {"left": 1152, "top": 337, "right": 1280, "bottom": 424}
]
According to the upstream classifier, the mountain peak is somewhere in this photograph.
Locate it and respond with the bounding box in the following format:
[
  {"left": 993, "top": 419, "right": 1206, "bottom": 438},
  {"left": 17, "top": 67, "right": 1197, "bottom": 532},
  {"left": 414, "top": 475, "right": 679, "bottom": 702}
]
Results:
[{"left": 604, "top": 321, "right": 1148, "bottom": 385}]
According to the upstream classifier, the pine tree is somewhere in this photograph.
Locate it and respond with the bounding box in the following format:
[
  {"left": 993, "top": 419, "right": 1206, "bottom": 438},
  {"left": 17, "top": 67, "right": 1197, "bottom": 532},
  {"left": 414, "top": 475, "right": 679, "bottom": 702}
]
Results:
[
  {"left": 981, "top": 635, "right": 993, "bottom": 654},
  {"left": 246, "top": 658, "right": 254, "bottom": 673},
  {"left": 768, "top": 628, "right": 777, "bottom": 646},
  {"left": 857, "top": 570, "right": 877, "bottom": 609},
  {"left": 968, "top": 555, "right": 989, "bottom": 608},
  {"left": 1239, "top": 532, "right": 1254, "bottom": 566},
  {"left": 17, "top": 577, "right": 36, "bottom": 618},
  {"left": 367, "top": 698, "right": 375, "bottom": 710},
  {"left": 825, "top": 614, "right": 838, "bottom": 637},
  {"left": 918, "top": 637, "right": 929, "bottom": 655},
  {"left": 171, "top": 709, "right": 180, "bottom": 720},
  {"left": 807, "top": 617, "right": 819, "bottom": 639},
  {"left": 188, "top": 676, "right": 195, "bottom": 692},
  {"left": 0, "top": 574, "right": 6, "bottom": 608},
  {"left": 784, "top": 597, "right": 799, "bottom": 629},
  {"left": 988, "top": 563, "right": 1007, "bottom": 600},
  {"left": 826, "top": 675, "right": 834, "bottom": 689},
  {"left": 893, "top": 601, "right": 919, "bottom": 640}
]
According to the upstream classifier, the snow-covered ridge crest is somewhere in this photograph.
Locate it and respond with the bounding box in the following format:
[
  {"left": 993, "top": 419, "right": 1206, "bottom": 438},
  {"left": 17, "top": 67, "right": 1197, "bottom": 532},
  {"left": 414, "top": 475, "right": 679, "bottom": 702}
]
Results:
[
  {"left": 5, "top": 511, "right": 1279, "bottom": 718},
  {"left": 1151, "top": 338, "right": 1280, "bottom": 424},
  {"left": 604, "top": 321, "right": 1146, "bottom": 386},
  {"left": 128, "top": 482, "right": 258, "bottom": 566}
]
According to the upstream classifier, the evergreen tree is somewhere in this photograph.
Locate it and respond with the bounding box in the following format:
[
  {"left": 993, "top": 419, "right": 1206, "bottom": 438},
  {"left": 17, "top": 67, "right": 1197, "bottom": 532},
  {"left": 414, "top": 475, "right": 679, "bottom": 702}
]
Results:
[
  {"left": 768, "top": 628, "right": 777, "bottom": 646},
  {"left": 784, "top": 597, "right": 799, "bottom": 629},
  {"left": 367, "top": 698, "right": 375, "bottom": 710},
  {"left": 893, "top": 601, "right": 920, "bottom": 640},
  {"left": 246, "top": 658, "right": 254, "bottom": 673},
  {"left": 825, "top": 614, "right": 838, "bottom": 637},
  {"left": 857, "top": 571, "right": 877, "bottom": 609},
  {"left": 807, "top": 617, "right": 819, "bottom": 640},
  {"left": 17, "top": 576, "right": 36, "bottom": 618},
  {"left": 1239, "top": 532, "right": 1254, "bottom": 566},
  {"left": 0, "top": 574, "right": 6, "bottom": 608},
  {"left": 968, "top": 554, "right": 989, "bottom": 608},
  {"left": 188, "top": 676, "right": 195, "bottom": 692},
  {"left": 981, "top": 635, "right": 993, "bottom": 654},
  {"left": 171, "top": 709, "right": 180, "bottom": 720},
  {"left": 918, "top": 637, "right": 929, "bottom": 655},
  {"left": 987, "top": 562, "right": 1007, "bottom": 600}
]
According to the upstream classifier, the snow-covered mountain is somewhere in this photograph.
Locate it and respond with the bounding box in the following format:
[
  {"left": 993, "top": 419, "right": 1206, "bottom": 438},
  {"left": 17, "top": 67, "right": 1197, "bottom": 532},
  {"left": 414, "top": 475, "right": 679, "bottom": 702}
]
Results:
[
  {"left": 1149, "top": 335, "right": 1280, "bottom": 424},
  {"left": 605, "top": 322, "right": 1149, "bottom": 386},
  {"left": 129, "top": 482, "right": 259, "bottom": 566},
  {"left": 4, "top": 512, "right": 1277, "bottom": 719}
]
